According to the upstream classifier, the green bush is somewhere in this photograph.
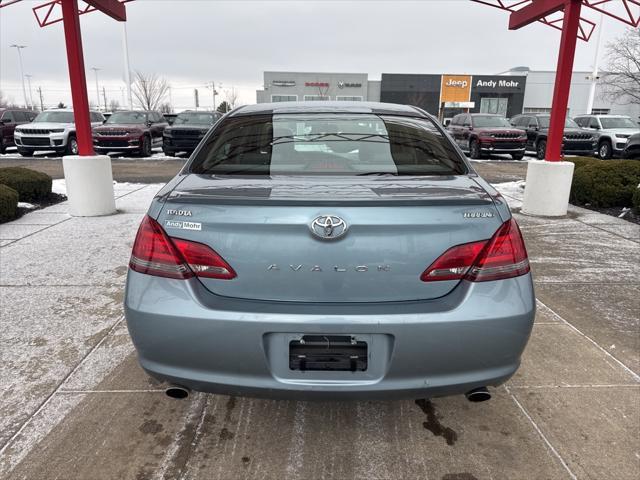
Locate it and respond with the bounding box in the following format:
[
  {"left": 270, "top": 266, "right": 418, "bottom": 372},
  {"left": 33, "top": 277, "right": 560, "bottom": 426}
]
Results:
[
  {"left": 633, "top": 185, "right": 640, "bottom": 214},
  {"left": 570, "top": 160, "right": 640, "bottom": 208},
  {"left": 0, "top": 167, "right": 52, "bottom": 202},
  {"left": 0, "top": 184, "right": 19, "bottom": 222},
  {"left": 568, "top": 157, "right": 600, "bottom": 171}
]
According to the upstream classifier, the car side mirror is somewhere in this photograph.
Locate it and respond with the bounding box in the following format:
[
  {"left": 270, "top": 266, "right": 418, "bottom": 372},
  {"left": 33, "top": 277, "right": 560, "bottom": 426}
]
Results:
[
  {"left": 147, "top": 121, "right": 153, "bottom": 127},
  {"left": 0, "top": 120, "right": 4, "bottom": 126}
]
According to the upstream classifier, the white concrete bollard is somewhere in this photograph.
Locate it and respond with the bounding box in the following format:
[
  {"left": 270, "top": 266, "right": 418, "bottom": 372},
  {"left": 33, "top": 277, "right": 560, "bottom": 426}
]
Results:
[
  {"left": 522, "top": 160, "right": 575, "bottom": 217},
  {"left": 62, "top": 155, "right": 117, "bottom": 217}
]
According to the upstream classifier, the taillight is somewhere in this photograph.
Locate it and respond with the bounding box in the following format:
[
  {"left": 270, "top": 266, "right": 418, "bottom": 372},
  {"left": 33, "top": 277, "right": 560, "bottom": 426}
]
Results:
[
  {"left": 129, "top": 215, "right": 236, "bottom": 280},
  {"left": 421, "top": 219, "right": 529, "bottom": 283}
]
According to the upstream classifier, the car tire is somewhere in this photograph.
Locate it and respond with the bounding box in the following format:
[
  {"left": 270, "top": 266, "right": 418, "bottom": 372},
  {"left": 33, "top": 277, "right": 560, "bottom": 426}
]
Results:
[
  {"left": 140, "top": 136, "right": 152, "bottom": 157},
  {"left": 162, "top": 148, "right": 174, "bottom": 157},
  {"left": 0, "top": 142, "right": 5, "bottom": 154},
  {"left": 65, "top": 136, "right": 78, "bottom": 155},
  {"left": 598, "top": 140, "right": 612, "bottom": 160},
  {"left": 17, "top": 147, "right": 34, "bottom": 157},
  {"left": 536, "top": 139, "right": 547, "bottom": 160},
  {"left": 511, "top": 152, "right": 525, "bottom": 160},
  {"left": 469, "top": 139, "right": 481, "bottom": 159}
]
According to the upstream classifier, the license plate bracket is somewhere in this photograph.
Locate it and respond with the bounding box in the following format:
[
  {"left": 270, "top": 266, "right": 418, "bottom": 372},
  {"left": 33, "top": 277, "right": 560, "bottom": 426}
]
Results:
[{"left": 289, "top": 335, "right": 368, "bottom": 372}]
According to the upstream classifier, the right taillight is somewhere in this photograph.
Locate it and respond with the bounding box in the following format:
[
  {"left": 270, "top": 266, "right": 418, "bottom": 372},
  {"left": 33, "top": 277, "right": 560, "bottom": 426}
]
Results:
[
  {"left": 421, "top": 218, "right": 529, "bottom": 283},
  {"left": 129, "top": 215, "right": 236, "bottom": 280}
]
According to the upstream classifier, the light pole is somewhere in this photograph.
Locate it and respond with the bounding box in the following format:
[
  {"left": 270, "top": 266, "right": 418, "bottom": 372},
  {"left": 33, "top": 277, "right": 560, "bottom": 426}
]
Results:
[
  {"left": 25, "top": 74, "right": 35, "bottom": 110},
  {"left": 207, "top": 81, "right": 218, "bottom": 111},
  {"left": 91, "top": 67, "right": 101, "bottom": 111},
  {"left": 586, "top": 11, "right": 605, "bottom": 115},
  {"left": 10, "top": 44, "right": 29, "bottom": 108},
  {"left": 122, "top": 23, "right": 133, "bottom": 109}
]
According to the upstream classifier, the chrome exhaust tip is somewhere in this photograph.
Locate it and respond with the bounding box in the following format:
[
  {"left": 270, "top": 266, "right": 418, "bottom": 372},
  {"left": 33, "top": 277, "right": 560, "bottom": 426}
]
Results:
[
  {"left": 165, "top": 385, "right": 190, "bottom": 399},
  {"left": 465, "top": 387, "right": 491, "bottom": 403}
]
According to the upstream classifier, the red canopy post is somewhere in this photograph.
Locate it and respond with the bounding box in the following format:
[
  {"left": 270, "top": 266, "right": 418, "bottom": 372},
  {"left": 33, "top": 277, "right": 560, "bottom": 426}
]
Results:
[
  {"left": 545, "top": 0, "right": 583, "bottom": 161},
  {"left": 60, "top": 0, "right": 94, "bottom": 156}
]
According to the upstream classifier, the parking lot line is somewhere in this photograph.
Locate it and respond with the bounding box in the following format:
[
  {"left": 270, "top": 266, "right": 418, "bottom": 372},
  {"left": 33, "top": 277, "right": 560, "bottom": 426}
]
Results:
[
  {"left": 536, "top": 300, "right": 640, "bottom": 382},
  {"left": 0, "top": 316, "right": 124, "bottom": 456},
  {"left": 506, "top": 386, "right": 578, "bottom": 480}
]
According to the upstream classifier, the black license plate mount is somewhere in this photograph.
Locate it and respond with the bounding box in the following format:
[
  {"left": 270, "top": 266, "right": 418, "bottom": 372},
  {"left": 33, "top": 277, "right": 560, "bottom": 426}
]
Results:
[{"left": 289, "top": 335, "right": 368, "bottom": 372}]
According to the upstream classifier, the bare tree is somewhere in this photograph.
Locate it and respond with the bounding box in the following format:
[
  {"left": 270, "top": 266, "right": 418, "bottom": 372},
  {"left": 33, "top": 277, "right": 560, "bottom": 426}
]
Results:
[
  {"left": 600, "top": 28, "right": 640, "bottom": 105},
  {"left": 109, "top": 99, "right": 121, "bottom": 112},
  {"left": 225, "top": 87, "right": 240, "bottom": 109},
  {"left": 0, "top": 90, "right": 8, "bottom": 108},
  {"left": 132, "top": 71, "right": 170, "bottom": 111}
]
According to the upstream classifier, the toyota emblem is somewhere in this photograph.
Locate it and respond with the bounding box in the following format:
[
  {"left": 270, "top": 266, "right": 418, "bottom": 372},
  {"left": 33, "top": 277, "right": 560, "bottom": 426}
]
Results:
[{"left": 310, "top": 215, "right": 348, "bottom": 240}]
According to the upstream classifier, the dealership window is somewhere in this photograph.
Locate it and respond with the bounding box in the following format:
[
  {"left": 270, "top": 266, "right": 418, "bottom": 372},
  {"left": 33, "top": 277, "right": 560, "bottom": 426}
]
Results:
[
  {"left": 480, "top": 97, "right": 508, "bottom": 116},
  {"left": 271, "top": 95, "right": 298, "bottom": 102},
  {"left": 524, "top": 107, "right": 554, "bottom": 114},
  {"left": 591, "top": 108, "right": 610, "bottom": 115},
  {"left": 335, "top": 96, "right": 363, "bottom": 101},
  {"left": 304, "top": 95, "right": 330, "bottom": 101}
]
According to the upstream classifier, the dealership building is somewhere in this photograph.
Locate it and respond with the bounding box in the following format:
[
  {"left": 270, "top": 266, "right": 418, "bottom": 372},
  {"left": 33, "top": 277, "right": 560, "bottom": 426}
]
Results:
[{"left": 256, "top": 69, "right": 639, "bottom": 123}]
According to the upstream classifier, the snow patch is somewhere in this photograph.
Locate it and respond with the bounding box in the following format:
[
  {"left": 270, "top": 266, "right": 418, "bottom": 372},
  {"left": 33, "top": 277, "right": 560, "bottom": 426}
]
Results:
[{"left": 17, "top": 202, "right": 36, "bottom": 210}]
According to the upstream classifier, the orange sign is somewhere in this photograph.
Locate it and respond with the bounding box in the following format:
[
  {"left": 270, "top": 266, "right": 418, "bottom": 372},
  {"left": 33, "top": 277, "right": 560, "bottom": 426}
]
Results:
[{"left": 441, "top": 75, "right": 472, "bottom": 103}]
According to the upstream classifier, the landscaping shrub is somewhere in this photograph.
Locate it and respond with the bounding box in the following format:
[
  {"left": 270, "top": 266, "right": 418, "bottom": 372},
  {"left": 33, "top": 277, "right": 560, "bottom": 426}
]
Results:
[
  {"left": 570, "top": 160, "right": 640, "bottom": 208},
  {"left": 0, "top": 167, "right": 52, "bottom": 202},
  {"left": 568, "top": 157, "right": 600, "bottom": 171},
  {"left": 0, "top": 184, "right": 19, "bottom": 222},
  {"left": 633, "top": 185, "right": 640, "bottom": 214}
]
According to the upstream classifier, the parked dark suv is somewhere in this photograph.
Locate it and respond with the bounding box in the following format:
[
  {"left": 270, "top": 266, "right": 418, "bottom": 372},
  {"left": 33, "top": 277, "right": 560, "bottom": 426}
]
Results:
[
  {"left": 162, "top": 110, "right": 222, "bottom": 156},
  {"left": 92, "top": 110, "right": 168, "bottom": 156},
  {"left": 448, "top": 113, "right": 527, "bottom": 160},
  {"left": 0, "top": 108, "right": 37, "bottom": 153},
  {"left": 510, "top": 114, "right": 596, "bottom": 159}
]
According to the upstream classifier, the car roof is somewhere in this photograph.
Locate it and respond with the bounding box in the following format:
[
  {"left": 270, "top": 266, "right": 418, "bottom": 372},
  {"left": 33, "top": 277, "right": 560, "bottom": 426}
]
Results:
[
  {"left": 41, "top": 109, "right": 102, "bottom": 114},
  {"left": 229, "top": 101, "right": 425, "bottom": 117}
]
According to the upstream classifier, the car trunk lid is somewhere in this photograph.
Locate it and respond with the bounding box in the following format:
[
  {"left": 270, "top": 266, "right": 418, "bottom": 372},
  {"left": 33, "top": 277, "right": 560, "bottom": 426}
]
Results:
[{"left": 156, "top": 174, "right": 503, "bottom": 303}]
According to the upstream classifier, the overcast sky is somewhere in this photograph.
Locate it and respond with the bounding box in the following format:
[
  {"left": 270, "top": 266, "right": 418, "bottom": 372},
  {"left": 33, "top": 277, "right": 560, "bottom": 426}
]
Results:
[{"left": 0, "top": 0, "right": 635, "bottom": 110}]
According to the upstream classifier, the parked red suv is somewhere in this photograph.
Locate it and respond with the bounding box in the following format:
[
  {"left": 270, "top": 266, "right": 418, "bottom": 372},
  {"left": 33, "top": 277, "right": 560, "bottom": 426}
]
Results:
[
  {"left": 92, "top": 110, "right": 168, "bottom": 157},
  {"left": 0, "top": 108, "right": 38, "bottom": 154},
  {"left": 448, "top": 113, "right": 527, "bottom": 160}
]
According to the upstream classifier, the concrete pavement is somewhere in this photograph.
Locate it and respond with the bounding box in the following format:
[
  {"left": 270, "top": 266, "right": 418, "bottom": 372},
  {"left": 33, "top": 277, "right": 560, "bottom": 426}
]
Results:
[{"left": 0, "top": 178, "right": 638, "bottom": 480}]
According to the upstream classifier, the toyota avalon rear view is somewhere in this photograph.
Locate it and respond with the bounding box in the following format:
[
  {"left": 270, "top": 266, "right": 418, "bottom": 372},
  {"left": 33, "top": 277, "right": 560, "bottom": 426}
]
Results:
[{"left": 124, "top": 101, "right": 535, "bottom": 401}]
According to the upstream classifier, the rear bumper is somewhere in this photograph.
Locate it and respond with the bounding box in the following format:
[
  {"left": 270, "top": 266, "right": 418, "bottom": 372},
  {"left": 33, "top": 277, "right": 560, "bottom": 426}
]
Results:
[{"left": 124, "top": 270, "right": 535, "bottom": 400}]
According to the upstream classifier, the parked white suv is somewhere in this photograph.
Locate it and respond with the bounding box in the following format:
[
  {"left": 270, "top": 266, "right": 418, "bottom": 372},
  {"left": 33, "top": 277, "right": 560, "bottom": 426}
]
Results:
[
  {"left": 14, "top": 109, "right": 105, "bottom": 157},
  {"left": 574, "top": 114, "right": 640, "bottom": 159}
]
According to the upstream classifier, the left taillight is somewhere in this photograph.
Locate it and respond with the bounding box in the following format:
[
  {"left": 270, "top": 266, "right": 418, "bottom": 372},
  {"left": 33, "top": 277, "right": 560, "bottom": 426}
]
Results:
[
  {"left": 421, "top": 218, "right": 530, "bottom": 283},
  {"left": 129, "top": 215, "right": 236, "bottom": 280}
]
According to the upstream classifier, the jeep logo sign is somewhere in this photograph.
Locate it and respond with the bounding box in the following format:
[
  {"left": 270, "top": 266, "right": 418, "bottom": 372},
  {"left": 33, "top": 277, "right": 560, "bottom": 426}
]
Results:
[{"left": 446, "top": 79, "right": 468, "bottom": 88}]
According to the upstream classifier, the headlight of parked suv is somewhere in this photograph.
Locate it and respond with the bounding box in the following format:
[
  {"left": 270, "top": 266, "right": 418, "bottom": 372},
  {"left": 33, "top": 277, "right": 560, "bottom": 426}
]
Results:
[
  {"left": 50, "top": 129, "right": 65, "bottom": 133},
  {"left": 163, "top": 130, "right": 172, "bottom": 137}
]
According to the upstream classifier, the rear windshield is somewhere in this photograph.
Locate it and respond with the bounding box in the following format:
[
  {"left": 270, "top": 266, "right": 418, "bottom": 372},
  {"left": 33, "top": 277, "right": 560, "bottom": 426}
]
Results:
[
  {"left": 190, "top": 113, "right": 467, "bottom": 176},
  {"left": 34, "top": 111, "right": 75, "bottom": 123},
  {"left": 472, "top": 115, "right": 511, "bottom": 128},
  {"left": 106, "top": 112, "right": 147, "bottom": 124},
  {"left": 174, "top": 113, "right": 217, "bottom": 125}
]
